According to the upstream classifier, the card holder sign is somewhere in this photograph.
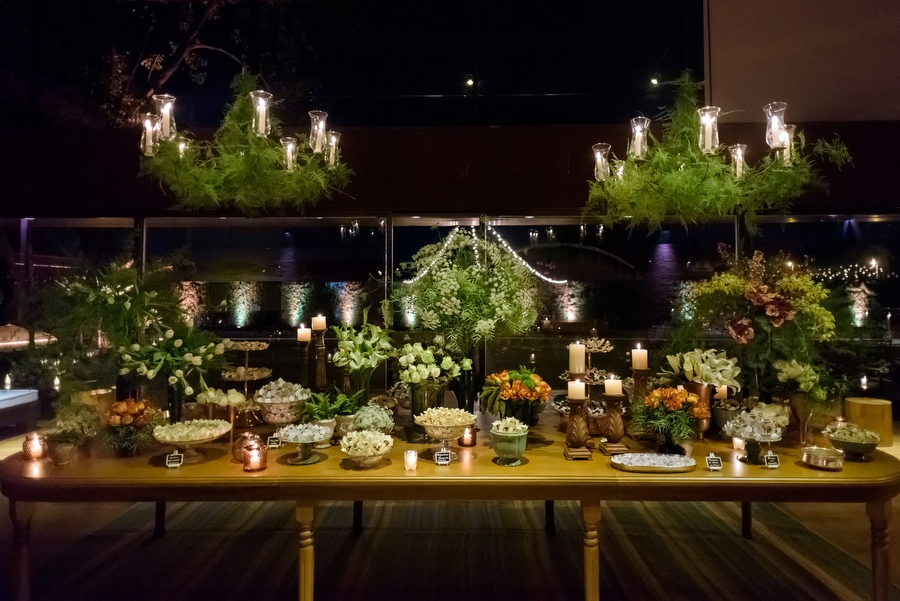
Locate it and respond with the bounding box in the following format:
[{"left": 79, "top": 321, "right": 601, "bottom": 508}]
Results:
[
  {"left": 434, "top": 450, "right": 452, "bottom": 465},
  {"left": 705, "top": 453, "right": 723, "bottom": 471},
  {"left": 166, "top": 451, "right": 183, "bottom": 468},
  {"left": 267, "top": 436, "right": 282, "bottom": 449},
  {"left": 764, "top": 451, "right": 780, "bottom": 469}
]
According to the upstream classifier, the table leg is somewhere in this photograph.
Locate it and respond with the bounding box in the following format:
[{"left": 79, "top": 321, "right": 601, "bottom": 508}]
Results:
[
  {"left": 581, "top": 500, "right": 601, "bottom": 601},
  {"left": 296, "top": 502, "right": 315, "bottom": 601},
  {"left": 10, "top": 500, "right": 35, "bottom": 601},
  {"left": 741, "top": 502, "right": 752, "bottom": 539},
  {"left": 867, "top": 499, "right": 892, "bottom": 601},
  {"left": 545, "top": 500, "right": 556, "bottom": 535},
  {"left": 154, "top": 501, "right": 166, "bottom": 539}
]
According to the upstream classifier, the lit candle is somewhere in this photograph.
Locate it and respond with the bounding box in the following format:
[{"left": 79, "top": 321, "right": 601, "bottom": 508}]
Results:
[
  {"left": 284, "top": 141, "right": 294, "bottom": 171},
  {"left": 143, "top": 117, "right": 154, "bottom": 153},
  {"left": 256, "top": 98, "right": 267, "bottom": 136},
  {"left": 861, "top": 375, "right": 868, "bottom": 390},
  {"left": 243, "top": 444, "right": 267, "bottom": 471},
  {"left": 161, "top": 103, "right": 171, "bottom": 139},
  {"left": 769, "top": 117, "right": 782, "bottom": 148},
  {"left": 529, "top": 353, "right": 536, "bottom": 364},
  {"left": 568, "top": 341, "right": 585, "bottom": 373},
  {"left": 567, "top": 379, "right": 586, "bottom": 400},
  {"left": 296, "top": 325, "right": 311, "bottom": 342},
  {"left": 733, "top": 438, "right": 746, "bottom": 450},
  {"left": 631, "top": 344, "right": 648, "bottom": 370},
  {"left": 311, "top": 315, "right": 327, "bottom": 331},
  {"left": 702, "top": 113, "right": 714, "bottom": 153},
  {"left": 459, "top": 426, "right": 477, "bottom": 447},
  {"left": 404, "top": 449, "right": 418, "bottom": 471},
  {"left": 23, "top": 433, "right": 46, "bottom": 460},
  {"left": 4, "top": 374, "right": 10, "bottom": 390},
  {"left": 604, "top": 376, "right": 623, "bottom": 396},
  {"left": 53, "top": 376, "right": 60, "bottom": 391},
  {"left": 633, "top": 129, "right": 643, "bottom": 157},
  {"left": 714, "top": 385, "right": 728, "bottom": 400}
]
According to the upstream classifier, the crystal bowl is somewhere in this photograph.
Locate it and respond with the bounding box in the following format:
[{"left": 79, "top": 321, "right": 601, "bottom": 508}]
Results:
[
  {"left": 345, "top": 452, "right": 388, "bottom": 469},
  {"left": 827, "top": 436, "right": 878, "bottom": 458},
  {"left": 258, "top": 400, "right": 303, "bottom": 425},
  {"left": 422, "top": 422, "right": 473, "bottom": 442}
]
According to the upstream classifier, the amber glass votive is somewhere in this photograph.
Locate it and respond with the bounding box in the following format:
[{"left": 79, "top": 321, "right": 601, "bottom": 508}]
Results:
[
  {"left": 458, "top": 426, "right": 477, "bottom": 447},
  {"left": 243, "top": 440, "right": 267, "bottom": 472},
  {"left": 23, "top": 433, "right": 47, "bottom": 461}
]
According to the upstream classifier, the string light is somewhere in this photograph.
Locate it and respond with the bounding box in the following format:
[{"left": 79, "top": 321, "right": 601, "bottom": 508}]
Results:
[
  {"left": 486, "top": 225, "right": 568, "bottom": 284},
  {"left": 402, "top": 227, "right": 461, "bottom": 284}
]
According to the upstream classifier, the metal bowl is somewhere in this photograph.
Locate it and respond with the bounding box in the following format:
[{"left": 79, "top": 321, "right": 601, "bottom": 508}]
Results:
[
  {"left": 802, "top": 446, "right": 845, "bottom": 471},
  {"left": 827, "top": 436, "right": 879, "bottom": 458}
]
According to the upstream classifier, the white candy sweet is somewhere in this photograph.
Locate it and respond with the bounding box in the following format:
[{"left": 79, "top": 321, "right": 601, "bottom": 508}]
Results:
[{"left": 277, "top": 423, "right": 331, "bottom": 443}]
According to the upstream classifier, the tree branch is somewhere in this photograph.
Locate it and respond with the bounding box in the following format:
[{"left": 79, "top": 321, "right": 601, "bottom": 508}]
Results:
[{"left": 190, "top": 44, "right": 248, "bottom": 69}]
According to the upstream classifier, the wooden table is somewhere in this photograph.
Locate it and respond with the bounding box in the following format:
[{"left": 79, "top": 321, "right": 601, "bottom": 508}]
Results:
[{"left": 3, "top": 420, "right": 900, "bottom": 601}]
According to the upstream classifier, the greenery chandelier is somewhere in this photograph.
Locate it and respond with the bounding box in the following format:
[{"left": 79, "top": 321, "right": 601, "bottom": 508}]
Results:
[
  {"left": 584, "top": 74, "right": 851, "bottom": 232},
  {"left": 140, "top": 74, "right": 352, "bottom": 214}
]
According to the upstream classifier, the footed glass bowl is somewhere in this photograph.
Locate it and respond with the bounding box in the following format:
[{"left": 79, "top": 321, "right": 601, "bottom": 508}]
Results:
[{"left": 417, "top": 420, "right": 476, "bottom": 464}]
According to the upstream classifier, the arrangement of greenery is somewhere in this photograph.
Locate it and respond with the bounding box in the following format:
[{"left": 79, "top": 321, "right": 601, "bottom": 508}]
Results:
[
  {"left": 51, "top": 400, "right": 102, "bottom": 445},
  {"left": 351, "top": 404, "right": 395, "bottom": 433},
  {"left": 480, "top": 367, "right": 552, "bottom": 418},
  {"left": 630, "top": 387, "right": 705, "bottom": 443},
  {"left": 143, "top": 73, "right": 351, "bottom": 214},
  {"left": 395, "top": 341, "right": 470, "bottom": 384},
  {"left": 301, "top": 389, "right": 364, "bottom": 421},
  {"left": 585, "top": 73, "right": 851, "bottom": 232},
  {"left": 658, "top": 348, "right": 742, "bottom": 391},
  {"left": 332, "top": 308, "right": 395, "bottom": 398},
  {"left": 388, "top": 225, "right": 539, "bottom": 360},
  {"left": 668, "top": 246, "right": 848, "bottom": 405}
]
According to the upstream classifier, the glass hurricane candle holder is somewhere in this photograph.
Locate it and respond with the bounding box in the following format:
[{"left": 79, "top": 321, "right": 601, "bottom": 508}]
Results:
[
  {"left": 23, "top": 433, "right": 47, "bottom": 461},
  {"left": 250, "top": 90, "right": 273, "bottom": 137},
  {"left": 175, "top": 135, "right": 190, "bottom": 158},
  {"left": 728, "top": 144, "right": 747, "bottom": 178},
  {"left": 243, "top": 440, "right": 267, "bottom": 471},
  {"left": 308, "top": 110, "right": 328, "bottom": 154},
  {"left": 324, "top": 130, "right": 341, "bottom": 167},
  {"left": 777, "top": 124, "right": 796, "bottom": 164},
  {"left": 764, "top": 101, "right": 788, "bottom": 149},
  {"left": 281, "top": 137, "right": 297, "bottom": 172},
  {"left": 592, "top": 143, "right": 611, "bottom": 181},
  {"left": 628, "top": 117, "right": 650, "bottom": 160},
  {"left": 152, "top": 94, "right": 177, "bottom": 141},
  {"left": 140, "top": 113, "right": 160, "bottom": 156},
  {"left": 697, "top": 106, "right": 720, "bottom": 155}
]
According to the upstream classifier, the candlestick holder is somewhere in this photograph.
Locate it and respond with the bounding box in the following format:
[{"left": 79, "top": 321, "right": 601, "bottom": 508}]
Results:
[
  {"left": 298, "top": 340, "right": 310, "bottom": 388},
  {"left": 313, "top": 329, "right": 327, "bottom": 391},
  {"left": 596, "top": 393, "right": 627, "bottom": 454},
  {"left": 631, "top": 368, "right": 651, "bottom": 398},
  {"left": 564, "top": 372, "right": 591, "bottom": 460}
]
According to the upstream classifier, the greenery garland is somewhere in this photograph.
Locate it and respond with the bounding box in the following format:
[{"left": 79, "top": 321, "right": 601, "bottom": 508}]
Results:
[
  {"left": 142, "top": 74, "right": 352, "bottom": 214},
  {"left": 585, "top": 73, "right": 851, "bottom": 232}
]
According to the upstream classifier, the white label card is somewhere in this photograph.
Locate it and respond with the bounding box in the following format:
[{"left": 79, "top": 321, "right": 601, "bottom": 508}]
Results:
[
  {"left": 705, "top": 453, "right": 723, "bottom": 471},
  {"left": 266, "top": 436, "right": 282, "bottom": 449},
  {"left": 166, "top": 451, "right": 183, "bottom": 468},
  {"left": 764, "top": 451, "right": 780, "bottom": 469},
  {"left": 434, "top": 450, "right": 452, "bottom": 465}
]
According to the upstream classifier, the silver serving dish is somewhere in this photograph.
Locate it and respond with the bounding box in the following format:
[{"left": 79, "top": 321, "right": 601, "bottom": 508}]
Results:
[{"left": 802, "top": 446, "right": 844, "bottom": 471}]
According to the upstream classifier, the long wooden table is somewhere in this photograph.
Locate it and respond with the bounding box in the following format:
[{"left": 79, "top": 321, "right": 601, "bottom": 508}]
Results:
[{"left": 3, "top": 419, "right": 900, "bottom": 601}]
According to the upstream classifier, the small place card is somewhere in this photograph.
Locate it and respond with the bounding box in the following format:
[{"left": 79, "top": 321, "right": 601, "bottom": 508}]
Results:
[
  {"left": 434, "top": 450, "right": 452, "bottom": 465},
  {"left": 266, "top": 436, "right": 282, "bottom": 449},
  {"left": 166, "top": 451, "right": 183, "bottom": 468},
  {"left": 764, "top": 451, "right": 780, "bottom": 469},
  {"left": 705, "top": 453, "right": 723, "bottom": 472}
]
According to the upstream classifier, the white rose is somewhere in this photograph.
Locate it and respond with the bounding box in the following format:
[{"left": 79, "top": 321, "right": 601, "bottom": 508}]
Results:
[
  {"left": 121, "top": 353, "right": 132, "bottom": 362},
  {"left": 430, "top": 367, "right": 441, "bottom": 378}
]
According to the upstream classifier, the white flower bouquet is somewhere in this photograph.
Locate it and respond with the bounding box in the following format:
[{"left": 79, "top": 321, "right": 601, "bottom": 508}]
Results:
[
  {"left": 195, "top": 387, "right": 247, "bottom": 407},
  {"left": 491, "top": 417, "right": 528, "bottom": 435},
  {"left": 351, "top": 405, "right": 395, "bottom": 433},
  {"left": 340, "top": 430, "right": 393, "bottom": 457},
  {"left": 413, "top": 407, "right": 476, "bottom": 427},
  {"left": 659, "top": 348, "right": 742, "bottom": 391},
  {"left": 396, "top": 341, "right": 470, "bottom": 384}
]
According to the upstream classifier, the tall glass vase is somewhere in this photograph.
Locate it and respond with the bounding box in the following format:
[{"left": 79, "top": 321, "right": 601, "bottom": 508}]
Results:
[
  {"left": 410, "top": 381, "right": 447, "bottom": 434},
  {"left": 457, "top": 368, "right": 478, "bottom": 414},
  {"left": 167, "top": 385, "right": 184, "bottom": 424},
  {"left": 350, "top": 367, "right": 375, "bottom": 407}
]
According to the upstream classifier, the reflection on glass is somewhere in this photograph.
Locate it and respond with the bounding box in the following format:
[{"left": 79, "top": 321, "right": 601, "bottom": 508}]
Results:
[
  {"left": 282, "top": 282, "right": 312, "bottom": 327},
  {"left": 230, "top": 282, "right": 260, "bottom": 328}
]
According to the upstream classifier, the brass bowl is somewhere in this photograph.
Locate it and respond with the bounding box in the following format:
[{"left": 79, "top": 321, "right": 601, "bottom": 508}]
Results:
[{"left": 802, "top": 446, "right": 844, "bottom": 471}]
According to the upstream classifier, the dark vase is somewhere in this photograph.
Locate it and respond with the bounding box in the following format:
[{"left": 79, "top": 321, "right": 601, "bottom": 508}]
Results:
[
  {"left": 167, "top": 385, "right": 183, "bottom": 424},
  {"left": 509, "top": 400, "right": 543, "bottom": 427},
  {"left": 115, "top": 374, "right": 136, "bottom": 401},
  {"left": 458, "top": 368, "right": 479, "bottom": 414}
]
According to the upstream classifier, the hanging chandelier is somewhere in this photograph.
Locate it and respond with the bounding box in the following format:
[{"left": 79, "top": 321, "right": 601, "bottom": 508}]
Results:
[
  {"left": 141, "top": 74, "right": 352, "bottom": 214},
  {"left": 585, "top": 73, "right": 851, "bottom": 232}
]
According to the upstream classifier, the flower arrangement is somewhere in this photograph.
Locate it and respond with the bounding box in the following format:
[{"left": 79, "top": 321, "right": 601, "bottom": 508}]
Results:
[
  {"left": 629, "top": 387, "right": 703, "bottom": 443},
  {"left": 480, "top": 367, "right": 552, "bottom": 419},
  {"left": 669, "top": 246, "right": 847, "bottom": 403},
  {"left": 658, "top": 348, "right": 741, "bottom": 391},
  {"left": 333, "top": 308, "right": 394, "bottom": 399},
  {"left": 277, "top": 423, "right": 332, "bottom": 443},
  {"left": 396, "top": 341, "right": 470, "bottom": 384},
  {"left": 414, "top": 407, "right": 476, "bottom": 427},
  {"left": 153, "top": 419, "right": 231, "bottom": 443},
  {"left": 101, "top": 399, "right": 166, "bottom": 456},
  {"left": 351, "top": 404, "right": 395, "bottom": 433},
  {"left": 389, "top": 226, "right": 539, "bottom": 357},
  {"left": 491, "top": 417, "right": 528, "bottom": 435},
  {"left": 773, "top": 359, "right": 829, "bottom": 401},
  {"left": 118, "top": 332, "right": 231, "bottom": 397},
  {"left": 340, "top": 430, "right": 393, "bottom": 457}
]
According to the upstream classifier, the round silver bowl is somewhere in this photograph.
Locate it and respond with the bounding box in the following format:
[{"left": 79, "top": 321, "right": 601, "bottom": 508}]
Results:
[
  {"left": 802, "top": 446, "right": 845, "bottom": 471},
  {"left": 827, "top": 436, "right": 879, "bottom": 459}
]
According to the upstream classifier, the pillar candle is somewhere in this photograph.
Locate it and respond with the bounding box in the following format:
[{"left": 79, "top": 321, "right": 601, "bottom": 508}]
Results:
[
  {"left": 296, "top": 325, "right": 311, "bottom": 342},
  {"left": 714, "top": 385, "right": 728, "bottom": 400},
  {"left": 568, "top": 342, "right": 585, "bottom": 373},
  {"left": 404, "top": 449, "right": 418, "bottom": 471},
  {"left": 256, "top": 100, "right": 267, "bottom": 136},
  {"left": 311, "top": 315, "right": 327, "bottom": 331},
  {"left": 161, "top": 104, "right": 171, "bottom": 139},
  {"left": 702, "top": 116, "right": 714, "bottom": 153},
  {"left": 604, "top": 376, "right": 623, "bottom": 396},
  {"left": 631, "top": 344, "right": 648, "bottom": 370},
  {"left": 567, "top": 380, "right": 585, "bottom": 400}
]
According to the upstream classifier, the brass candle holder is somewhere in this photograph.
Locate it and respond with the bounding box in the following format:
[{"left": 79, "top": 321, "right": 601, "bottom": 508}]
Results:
[
  {"left": 631, "top": 368, "right": 651, "bottom": 399},
  {"left": 313, "top": 329, "right": 327, "bottom": 391}
]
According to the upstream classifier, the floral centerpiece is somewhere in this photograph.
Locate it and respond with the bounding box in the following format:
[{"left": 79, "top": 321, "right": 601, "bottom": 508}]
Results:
[
  {"left": 389, "top": 224, "right": 539, "bottom": 412},
  {"left": 332, "top": 308, "right": 394, "bottom": 403},
  {"left": 101, "top": 398, "right": 166, "bottom": 456},
  {"left": 480, "top": 367, "right": 552, "bottom": 424},
  {"left": 629, "top": 387, "right": 704, "bottom": 448},
  {"left": 276, "top": 423, "right": 333, "bottom": 444},
  {"left": 659, "top": 348, "right": 742, "bottom": 391},
  {"left": 721, "top": 403, "right": 790, "bottom": 442},
  {"left": 351, "top": 404, "right": 395, "bottom": 434},
  {"left": 396, "top": 341, "right": 469, "bottom": 384},
  {"left": 492, "top": 416, "right": 529, "bottom": 435},
  {"left": 340, "top": 430, "right": 393, "bottom": 467},
  {"left": 491, "top": 417, "right": 529, "bottom": 466},
  {"left": 669, "top": 246, "right": 847, "bottom": 407}
]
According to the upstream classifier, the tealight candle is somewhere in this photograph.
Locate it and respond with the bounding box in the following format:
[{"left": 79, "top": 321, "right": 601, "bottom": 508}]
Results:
[
  {"left": 715, "top": 385, "right": 728, "bottom": 400},
  {"left": 631, "top": 344, "right": 648, "bottom": 370},
  {"left": 458, "top": 426, "right": 477, "bottom": 447},
  {"left": 311, "top": 315, "right": 327, "bottom": 331},
  {"left": 568, "top": 341, "right": 585, "bottom": 373},
  {"left": 604, "top": 376, "right": 623, "bottom": 396},
  {"left": 296, "top": 325, "right": 311, "bottom": 342},
  {"left": 23, "top": 433, "right": 47, "bottom": 461},
  {"left": 404, "top": 449, "right": 418, "bottom": 471},
  {"left": 567, "top": 380, "right": 586, "bottom": 400},
  {"left": 243, "top": 441, "right": 267, "bottom": 472}
]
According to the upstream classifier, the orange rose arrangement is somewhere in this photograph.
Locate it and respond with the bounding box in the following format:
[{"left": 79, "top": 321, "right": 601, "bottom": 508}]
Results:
[
  {"left": 633, "top": 387, "right": 706, "bottom": 443},
  {"left": 480, "top": 367, "right": 552, "bottom": 424},
  {"left": 101, "top": 398, "right": 165, "bottom": 457}
]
